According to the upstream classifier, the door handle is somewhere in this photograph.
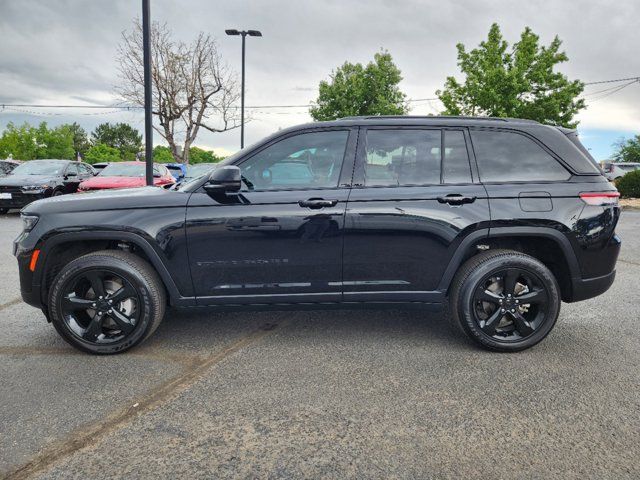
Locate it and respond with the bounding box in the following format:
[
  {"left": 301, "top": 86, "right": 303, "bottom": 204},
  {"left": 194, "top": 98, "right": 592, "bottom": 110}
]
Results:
[
  {"left": 437, "top": 194, "right": 476, "bottom": 206},
  {"left": 298, "top": 198, "right": 338, "bottom": 209}
]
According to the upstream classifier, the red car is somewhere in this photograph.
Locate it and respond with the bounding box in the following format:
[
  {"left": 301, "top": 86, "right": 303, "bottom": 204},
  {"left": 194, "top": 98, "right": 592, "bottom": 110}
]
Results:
[{"left": 78, "top": 162, "right": 175, "bottom": 191}]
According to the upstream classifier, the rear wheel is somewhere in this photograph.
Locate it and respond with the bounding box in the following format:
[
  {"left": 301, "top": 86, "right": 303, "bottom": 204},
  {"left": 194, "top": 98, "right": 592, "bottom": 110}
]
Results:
[
  {"left": 450, "top": 250, "right": 560, "bottom": 352},
  {"left": 48, "top": 250, "right": 166, "bottom": 354}
]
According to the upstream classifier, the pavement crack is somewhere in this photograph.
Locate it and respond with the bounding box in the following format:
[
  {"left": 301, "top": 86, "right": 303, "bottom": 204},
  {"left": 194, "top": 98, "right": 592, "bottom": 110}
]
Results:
[
  {"left": 0, "top": 297, "right": 22, "bottom": 312},
  {"left": 4, "top": 322, "right": 282, "bottom": 480},
  {"left": 618, "top": 259, "right": 640, "bottom": 268}
]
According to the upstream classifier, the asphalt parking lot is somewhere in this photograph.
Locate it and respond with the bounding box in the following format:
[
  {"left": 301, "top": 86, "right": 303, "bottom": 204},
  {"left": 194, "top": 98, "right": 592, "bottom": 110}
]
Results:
[{"left": 1, "top": 210, "right": 638, "bottom": 479}]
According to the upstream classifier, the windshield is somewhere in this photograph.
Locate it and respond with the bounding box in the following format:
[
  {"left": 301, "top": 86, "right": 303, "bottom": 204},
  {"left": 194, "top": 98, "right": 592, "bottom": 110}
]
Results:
[
  {"left": 99, "top": 163, "right": 159, "bottom": 177},
  {"left": 11, "top": 160, "right": 68, "bottom": 175},
  {"left": 186, "top": 164, "right": 217, "bottom": 178}
]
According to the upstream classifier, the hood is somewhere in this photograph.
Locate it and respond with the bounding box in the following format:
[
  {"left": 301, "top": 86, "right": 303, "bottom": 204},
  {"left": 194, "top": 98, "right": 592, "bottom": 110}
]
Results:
[
  {"left": 0, "top": 174, "right": 58, "bottom": 187},
  {"left": 22, "top": 186, "right": 189, "bottom": 215},
  {"left": 79, "top": 176, "right": 148, "bottom": 189}
]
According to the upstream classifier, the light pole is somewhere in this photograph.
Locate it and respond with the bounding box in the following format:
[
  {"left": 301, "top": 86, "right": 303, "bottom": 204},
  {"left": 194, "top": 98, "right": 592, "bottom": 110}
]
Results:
[
  {"left": 142, "top": 0, "right": 153, "bottom": 186},
  {"left": 225, "top": 29, "right": 262, "bottom": 149}
]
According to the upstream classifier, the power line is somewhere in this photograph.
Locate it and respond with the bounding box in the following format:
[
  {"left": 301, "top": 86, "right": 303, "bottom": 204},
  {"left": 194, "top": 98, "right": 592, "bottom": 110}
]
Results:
[
  {"left": 0, "top": 77, "right": 637, "bottom": 113},
  {"left": 584, "top": 80, "right": 639, "bottom": 102},
  {"left": 0, "top": 97, "right": 441, "bottom": 110},
  {"left": 584, "top": 76, "right": 640, "bottom": 85}
]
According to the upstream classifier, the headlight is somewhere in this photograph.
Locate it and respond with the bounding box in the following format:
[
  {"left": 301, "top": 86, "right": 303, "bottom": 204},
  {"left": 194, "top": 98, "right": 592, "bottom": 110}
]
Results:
[
  {"left": 21, "top": 214, "right": 39, "bottom": 232},
  {"left": 21, "top": 185, "right": 49, "bottom": 193}
]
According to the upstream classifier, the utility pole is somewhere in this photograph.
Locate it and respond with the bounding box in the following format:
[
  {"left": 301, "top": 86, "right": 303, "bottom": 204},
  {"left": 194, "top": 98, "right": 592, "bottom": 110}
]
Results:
[{"left": 142, "top": 0, "right": 153, "bottom": 186}]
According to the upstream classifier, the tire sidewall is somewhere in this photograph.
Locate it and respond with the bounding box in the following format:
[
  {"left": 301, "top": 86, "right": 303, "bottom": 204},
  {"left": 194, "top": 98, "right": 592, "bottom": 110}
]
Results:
[
  {"left": 457, "top": 255, "right": 561, "bottom": 351},
  {"left": 49, "top": 256, "right": 157, "bottom": 354}
]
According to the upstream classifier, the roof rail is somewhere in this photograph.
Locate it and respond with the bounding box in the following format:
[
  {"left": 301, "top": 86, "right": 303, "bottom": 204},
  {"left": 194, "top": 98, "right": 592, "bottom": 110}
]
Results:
[{"left": 337, "top": 115, "right": 540, "bottom": 124}]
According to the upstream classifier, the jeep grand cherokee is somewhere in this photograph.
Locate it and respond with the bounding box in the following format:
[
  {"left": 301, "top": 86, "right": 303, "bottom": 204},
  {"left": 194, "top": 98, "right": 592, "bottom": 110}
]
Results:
[{"left": 14, "top": 116, "right": 620, "bottom": 354}]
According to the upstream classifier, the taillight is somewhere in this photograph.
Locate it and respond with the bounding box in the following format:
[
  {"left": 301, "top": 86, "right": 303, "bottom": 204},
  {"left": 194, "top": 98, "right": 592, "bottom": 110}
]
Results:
[{"left": 579, "top": 191, "right": 620, "bottom": 206}]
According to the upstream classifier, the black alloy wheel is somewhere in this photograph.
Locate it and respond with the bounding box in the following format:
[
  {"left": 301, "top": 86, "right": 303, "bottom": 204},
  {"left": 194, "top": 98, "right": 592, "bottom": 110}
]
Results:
[
  {"left": 48, "top": 250, "right": 166, "bottom": 354},
  {"left": 450, "top": 250, "right": 561, "bottom": 352},
  {"left": 471, "top": 268, "right": 548, "bottom": 341},
  {"left": 59, "top": 269, "right": 141, "bottom": 344}
]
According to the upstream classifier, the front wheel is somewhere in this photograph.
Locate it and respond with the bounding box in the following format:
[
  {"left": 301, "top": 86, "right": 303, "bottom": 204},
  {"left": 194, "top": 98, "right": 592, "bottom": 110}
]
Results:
[
  {"left": 450, "top": 250, "right": 560, "bottom": 352},
  {"left": 48, "top": 250, "right": 166, "bottom": 354}
]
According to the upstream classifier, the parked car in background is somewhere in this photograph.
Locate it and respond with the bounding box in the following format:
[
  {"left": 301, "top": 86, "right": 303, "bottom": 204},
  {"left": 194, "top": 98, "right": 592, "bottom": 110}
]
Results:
[
  {"left": 0, "top": 159, "right": 21, "bottom": 177},
  {"left": 0, "top": 159, "right": 95, "bottom": 213},
  {"left": 181, "top": 163, "right": 218, "bottom": 184},
  {"left": 91, "top": 162, "right": 111, "bottom": 173},
  {"left": 166, "top": 163, "right": 187, "bottom": 182},
  {"left": 78, "top": 161, "right": 175, "bottom": 191},
  {"left": 14, "top": 116, "right": 620, "bottom": 354},
  {"left": 601, "top": 161, "right": 640, "bottom": 182}
]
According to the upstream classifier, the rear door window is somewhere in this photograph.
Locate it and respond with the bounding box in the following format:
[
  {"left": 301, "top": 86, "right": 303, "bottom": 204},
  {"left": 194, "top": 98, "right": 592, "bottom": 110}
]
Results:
[
  {"left": 471, "top": 130, "right": 570, "bottom": 182},
  {"left": 443, "top": 130, "right": 472, "bottom": 183},
  {"left": 364, "top": 130, "right": 441, "bottom": 186}
]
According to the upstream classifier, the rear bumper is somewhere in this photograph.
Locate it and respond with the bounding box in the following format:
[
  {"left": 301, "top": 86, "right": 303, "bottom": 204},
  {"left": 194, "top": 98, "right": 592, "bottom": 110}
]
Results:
[{"left": 568, "top": 270, "right": 616, "bottom": 303}]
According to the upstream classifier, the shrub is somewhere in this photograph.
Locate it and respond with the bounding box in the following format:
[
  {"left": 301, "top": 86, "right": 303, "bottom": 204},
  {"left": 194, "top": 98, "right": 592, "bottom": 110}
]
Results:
[{"left": 616, "top": 169, "right": 640, "bottom": 198}]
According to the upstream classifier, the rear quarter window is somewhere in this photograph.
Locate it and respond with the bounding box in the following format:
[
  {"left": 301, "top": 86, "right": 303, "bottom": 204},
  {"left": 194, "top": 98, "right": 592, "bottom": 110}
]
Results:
[{"left": 471, "top": 130, "right": 570, "bottom": 182}]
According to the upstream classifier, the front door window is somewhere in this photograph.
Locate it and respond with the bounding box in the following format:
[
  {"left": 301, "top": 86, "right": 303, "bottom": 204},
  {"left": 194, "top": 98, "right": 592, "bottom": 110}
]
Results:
[{"left": 240, "top": 130, "right": 349, "bottom": 191}]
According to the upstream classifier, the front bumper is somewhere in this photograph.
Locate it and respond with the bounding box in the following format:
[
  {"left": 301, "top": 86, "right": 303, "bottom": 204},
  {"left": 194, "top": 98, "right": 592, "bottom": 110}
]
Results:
[
  {"left": 15, "top": 246, "right": 42, "bottom": 308},
  {"left": 0, "top": 192, "right": 47, "bottom": 210}
]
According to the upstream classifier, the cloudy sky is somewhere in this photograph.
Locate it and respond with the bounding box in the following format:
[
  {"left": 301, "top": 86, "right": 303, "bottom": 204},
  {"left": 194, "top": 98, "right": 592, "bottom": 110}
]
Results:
[{"left": 1, "top": 0, "right": 639, "bottom": 160}]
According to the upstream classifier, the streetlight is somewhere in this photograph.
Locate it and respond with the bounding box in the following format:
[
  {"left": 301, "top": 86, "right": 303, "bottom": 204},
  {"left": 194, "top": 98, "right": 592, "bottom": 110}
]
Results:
[
  {"left": 142, "top": 0, "right": 153, "bottom": 186},
  {"left": 225, "top": 29, "right": 262, "bottom": 149}
]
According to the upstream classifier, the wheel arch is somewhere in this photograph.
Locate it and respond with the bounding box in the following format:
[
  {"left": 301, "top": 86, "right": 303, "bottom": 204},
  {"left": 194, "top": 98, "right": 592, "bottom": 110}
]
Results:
[
  {"left": 439, "top": 227, "right": 580, "bottom": 302},
  {"left": 36, "top": 231, "right": 192, "bottom": 307}
]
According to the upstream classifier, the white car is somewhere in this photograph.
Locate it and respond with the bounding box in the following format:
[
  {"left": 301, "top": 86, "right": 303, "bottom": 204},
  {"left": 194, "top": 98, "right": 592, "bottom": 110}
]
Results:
[{"left": 601, "top": 162, "right": 640, "bottom": 181}]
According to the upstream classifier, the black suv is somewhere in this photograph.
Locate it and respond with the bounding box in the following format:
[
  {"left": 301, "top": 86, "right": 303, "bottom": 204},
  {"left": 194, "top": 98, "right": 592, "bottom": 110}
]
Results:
[
  {"left": 14, "top": 117, "right": 620, "bottom": 354},
  {"left": 0, "top": 159, "right": 96, "bottom": 213}
]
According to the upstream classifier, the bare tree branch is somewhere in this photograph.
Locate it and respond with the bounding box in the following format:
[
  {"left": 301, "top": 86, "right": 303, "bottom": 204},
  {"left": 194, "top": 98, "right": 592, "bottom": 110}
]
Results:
[{"left": 116, "top": 20, "right": 240, "bottom": 163}]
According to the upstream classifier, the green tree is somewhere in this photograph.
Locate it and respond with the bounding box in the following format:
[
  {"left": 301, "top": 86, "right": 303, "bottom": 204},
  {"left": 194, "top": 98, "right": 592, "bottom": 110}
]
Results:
[
  {"left": 91, "top": 123, "right": 142, "bottom": 160},
  {"left": 189, "top": 146, "right": 224, "bottom": 164},
  {"left": 84, "top": 143, "right": 122, "bottom": 164},
  {"left": 310, "top": 51, "right": 408, "bottom": 121},
  {"left": 35, "top": 123, "right": 75, "bottom": 159},
  {"left": 436, "top": 23, "right": 585, "bottom": 128},
  {"left": 0, "top": 122, "right": 38, "bottom": 160},
  {"left": 0, "top": 122, "right": 74, "bottom": 160},
  {"left": 152, "top": 145, "right": 174, "bottom": 163},
  {"left": 63, "top": 122, "right": 90, "bottom": 158},
  {"left": 153, "top": 145, "right": 223, "bottom": 164},
  {"left": 613, "top": 135, "right": 640, "bottom": 163}
]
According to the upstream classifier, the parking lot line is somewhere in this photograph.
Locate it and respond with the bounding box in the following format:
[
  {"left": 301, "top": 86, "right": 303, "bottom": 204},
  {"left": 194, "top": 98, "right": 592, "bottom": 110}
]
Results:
[{"left": 5, "top": 321, "right": 283, "bottom": 480}]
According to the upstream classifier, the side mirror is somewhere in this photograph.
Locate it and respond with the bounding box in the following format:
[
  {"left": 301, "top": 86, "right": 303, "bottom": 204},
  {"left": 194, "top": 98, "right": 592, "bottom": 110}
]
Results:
[
  {"left": 66, "top": 171, "right": 77, "bottom": 177},
  {"left": 204, "top": 165, "right": 241, "bottom": 194}
]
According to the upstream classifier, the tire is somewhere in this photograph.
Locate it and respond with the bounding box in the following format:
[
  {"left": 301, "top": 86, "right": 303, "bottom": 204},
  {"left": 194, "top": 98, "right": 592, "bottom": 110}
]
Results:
[
  {"left": 0, "top": 208, "right": 8, "bottom": 214},
  {"left": 52, "top": 189, "right": 65, "bottom": 196},
  {"left": 449, "top": 249, "right": 560, "bottom": 352},
  {"left": 48, "top": 250, "right": 166, "bottom": 354}
]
